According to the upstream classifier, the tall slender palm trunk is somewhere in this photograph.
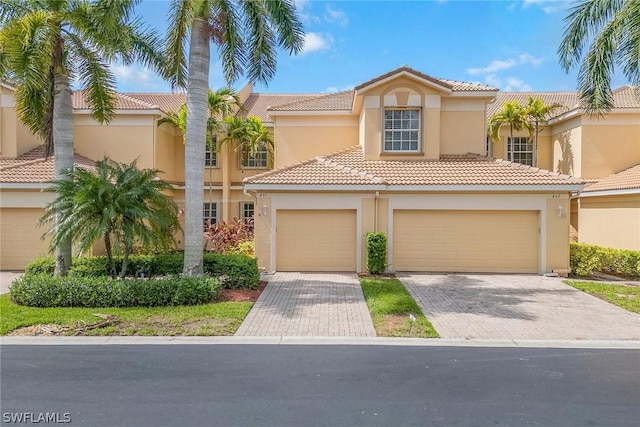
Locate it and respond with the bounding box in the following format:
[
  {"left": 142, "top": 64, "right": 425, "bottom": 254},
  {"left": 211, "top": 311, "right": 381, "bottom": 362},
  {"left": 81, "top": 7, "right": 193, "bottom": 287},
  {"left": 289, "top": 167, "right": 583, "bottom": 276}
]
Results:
[
  {"left": 52, "top": 72, "right": 74, "bottom": 276},
  {"left": 183, "top": 16, "right": 210, "bottom": 276}
]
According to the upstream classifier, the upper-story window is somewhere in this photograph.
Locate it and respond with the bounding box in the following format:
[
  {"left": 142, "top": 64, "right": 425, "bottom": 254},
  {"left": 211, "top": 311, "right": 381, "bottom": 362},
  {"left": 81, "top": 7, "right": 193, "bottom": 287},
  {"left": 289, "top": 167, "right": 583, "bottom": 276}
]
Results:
[
  {"left": 241, "top": 144, "right": 269, "bottom": 169},
  {"left": 205, "top": 136, "right": 217, "bottom": 167},
  {"left": 507, "top": 136, "right": 534, "bottom": 166},
  {"left": 383, "top": 109, "right": 420, "bottom": 152}
]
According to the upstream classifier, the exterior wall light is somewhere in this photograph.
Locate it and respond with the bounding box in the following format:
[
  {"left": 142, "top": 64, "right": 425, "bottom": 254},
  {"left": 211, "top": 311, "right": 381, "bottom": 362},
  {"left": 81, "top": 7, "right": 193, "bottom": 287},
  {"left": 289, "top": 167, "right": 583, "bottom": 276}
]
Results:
[
  {"left": 262, "top": 205, "right": 268, "bottom": 216},
  {"left": 556, "top": 205, "right": 565, "bottom": 218}
]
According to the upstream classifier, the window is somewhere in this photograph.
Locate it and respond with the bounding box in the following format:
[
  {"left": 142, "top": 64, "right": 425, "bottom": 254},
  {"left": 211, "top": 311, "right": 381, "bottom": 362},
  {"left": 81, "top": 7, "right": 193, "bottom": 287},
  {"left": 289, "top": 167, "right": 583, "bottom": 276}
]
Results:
[
  {"left": 384, "top": 109, "right": 420, "bottom": 152},
  {"left": 241, "top": 202, "right": 254, "bottom": 220},
  {"left": 205, "top": 136, "right": 217, "bottom": 167},
  {"left": 203, "top": 202, "right": 217, "bottom": 228},
  {"left": 241, "top": 144, "right": 269, "bottom": 169},
  {"left": 507, "top": 136, "right": 534, "bottom": 166}
]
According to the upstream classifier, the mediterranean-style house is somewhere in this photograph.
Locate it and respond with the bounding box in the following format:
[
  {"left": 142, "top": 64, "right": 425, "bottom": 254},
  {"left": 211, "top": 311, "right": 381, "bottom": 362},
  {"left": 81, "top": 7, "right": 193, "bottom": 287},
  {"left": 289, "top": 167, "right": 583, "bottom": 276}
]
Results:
[{"left": 1, "top": 66, "right": 638, "bottom": 273}]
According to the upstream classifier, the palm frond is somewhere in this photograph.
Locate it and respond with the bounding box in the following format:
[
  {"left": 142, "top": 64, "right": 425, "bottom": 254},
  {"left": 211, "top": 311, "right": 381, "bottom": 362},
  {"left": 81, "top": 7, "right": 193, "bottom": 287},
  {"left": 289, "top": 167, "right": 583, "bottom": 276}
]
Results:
[
  {"left": 262, "top": 0, "right": 304, "bottom": 54},
  {"left": 164, "top": 0, "right": 194, "bottom": 89}
]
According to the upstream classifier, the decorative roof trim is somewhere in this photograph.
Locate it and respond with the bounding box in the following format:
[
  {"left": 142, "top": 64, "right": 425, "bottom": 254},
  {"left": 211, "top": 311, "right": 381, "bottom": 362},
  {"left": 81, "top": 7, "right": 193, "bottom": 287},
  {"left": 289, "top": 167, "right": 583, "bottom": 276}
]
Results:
[{"left": 355, "top": 67, "right": 454, "bottom": 94}]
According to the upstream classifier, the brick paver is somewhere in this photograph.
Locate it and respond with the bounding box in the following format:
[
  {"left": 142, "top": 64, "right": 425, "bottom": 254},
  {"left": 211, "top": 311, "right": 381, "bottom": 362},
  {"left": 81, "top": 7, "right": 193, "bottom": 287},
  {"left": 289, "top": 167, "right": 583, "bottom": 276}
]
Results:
[
  {"left": 399, "top": 273, "right": 640, "bottom": 340},
  {"left": 235, "top": 272, "right": 376, "bottom": 337}
]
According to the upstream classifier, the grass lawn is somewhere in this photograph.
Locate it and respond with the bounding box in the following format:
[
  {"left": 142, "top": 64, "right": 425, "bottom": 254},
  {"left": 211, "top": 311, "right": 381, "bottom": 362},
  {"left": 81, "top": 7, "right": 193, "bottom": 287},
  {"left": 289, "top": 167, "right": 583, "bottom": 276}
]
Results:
[
  {"left": 0, "top": 294, "right": 253, "bottom": 336},
  {"left": 564, "top": 281, "right": 640, "bottom": 313},
  {"left": 360, "top": 277, "right": 438, "bottom": 338}
]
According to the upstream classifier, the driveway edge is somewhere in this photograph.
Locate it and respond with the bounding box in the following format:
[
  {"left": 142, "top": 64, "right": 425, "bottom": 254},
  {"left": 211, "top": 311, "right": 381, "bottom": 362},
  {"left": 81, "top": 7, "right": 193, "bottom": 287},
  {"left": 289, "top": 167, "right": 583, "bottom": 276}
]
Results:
[{"left": 2, "top": 336, "right": 639, "bottom": 349}]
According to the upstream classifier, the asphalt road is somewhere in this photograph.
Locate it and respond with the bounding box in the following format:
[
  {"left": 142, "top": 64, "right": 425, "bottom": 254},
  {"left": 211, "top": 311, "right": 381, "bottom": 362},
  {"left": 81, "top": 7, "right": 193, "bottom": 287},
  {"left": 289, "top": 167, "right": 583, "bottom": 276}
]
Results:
[{"left": 1, "top": 345, "right": 638, "bottom": 426}]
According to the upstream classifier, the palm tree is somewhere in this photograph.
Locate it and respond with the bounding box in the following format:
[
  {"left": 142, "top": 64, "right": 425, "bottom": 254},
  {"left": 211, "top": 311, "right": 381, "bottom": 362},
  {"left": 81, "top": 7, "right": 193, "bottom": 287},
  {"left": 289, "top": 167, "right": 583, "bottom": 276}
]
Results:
[
  {"left": 157, "top": 87, "right": 242, "bottom": 226},
  {"left": 220, "top": 115, "right": 274, "bottom": 168},
  {"left": 558, "top": 0, "right": 640, "bottom": 114},
  {"left": 524, "top": 97, "right": 564, "bottom": 162},
  {"left": 488, "top": 100, "right": 533, "bottom": 151},
  {"left": 0, "top": 0, "right": 165, "bottom": 276},
  {"left": 38, "top": 157, "right": 180, "bottom": 279},
  {"left": 164, "top": 0, "right": 304, "bottom": 276}
]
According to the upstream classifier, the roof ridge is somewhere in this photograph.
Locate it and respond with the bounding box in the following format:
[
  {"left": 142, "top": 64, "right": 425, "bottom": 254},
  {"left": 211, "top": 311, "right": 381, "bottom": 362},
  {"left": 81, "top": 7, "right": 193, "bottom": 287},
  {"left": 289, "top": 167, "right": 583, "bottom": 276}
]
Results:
[
  {"left": 0, "top": 157, "right": 48, "bottom": 172},
  {"left": 493, "top": 157, "right": 575, "bottom": 179},
  {"left": 118, "top": 93, "right": 159, "bottom": 109}
]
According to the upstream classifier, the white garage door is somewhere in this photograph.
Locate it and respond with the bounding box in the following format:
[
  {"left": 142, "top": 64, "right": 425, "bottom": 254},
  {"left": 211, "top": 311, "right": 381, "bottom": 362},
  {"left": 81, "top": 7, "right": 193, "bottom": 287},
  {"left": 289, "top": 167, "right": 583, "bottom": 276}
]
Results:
[
  {"left": 0, "top": 208, "right": 50, "bottom": 270},
  {"left": 394, "top": 210, "right": 539, "bottom": 273},
  {"left": 276, "top": 210, "right": 357, "bottom": 271}
]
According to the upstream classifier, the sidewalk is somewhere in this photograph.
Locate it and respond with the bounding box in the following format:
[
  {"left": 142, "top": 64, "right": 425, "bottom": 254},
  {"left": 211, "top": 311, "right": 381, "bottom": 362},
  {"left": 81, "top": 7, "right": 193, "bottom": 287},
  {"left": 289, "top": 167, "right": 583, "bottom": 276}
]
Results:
[{"left": 0, "top": 271, "right": 22, "bottom": 294}]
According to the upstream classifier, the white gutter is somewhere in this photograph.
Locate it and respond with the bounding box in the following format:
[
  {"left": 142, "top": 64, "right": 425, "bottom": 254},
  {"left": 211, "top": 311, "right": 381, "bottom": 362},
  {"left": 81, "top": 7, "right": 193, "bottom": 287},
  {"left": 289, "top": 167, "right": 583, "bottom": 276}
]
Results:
[
  {"left": 579, "top": 188, "right": 640, "bottom": 197},
  {"left": 0, "top": 183, "right": 51, "bottom": 189},
  {"left": 243, "top": 183, "right": 584, "bottom": 192}
]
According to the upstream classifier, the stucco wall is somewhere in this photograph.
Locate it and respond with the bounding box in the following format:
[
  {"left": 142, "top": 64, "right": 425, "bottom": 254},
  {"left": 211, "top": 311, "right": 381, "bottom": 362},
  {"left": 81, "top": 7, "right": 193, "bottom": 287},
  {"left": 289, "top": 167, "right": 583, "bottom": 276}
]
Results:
[
  {"left": 580, "top": 118, "right": 640, "bottom": 179},
  {"left": 578, "top": 194, "right": 640, "bottom": 250}
]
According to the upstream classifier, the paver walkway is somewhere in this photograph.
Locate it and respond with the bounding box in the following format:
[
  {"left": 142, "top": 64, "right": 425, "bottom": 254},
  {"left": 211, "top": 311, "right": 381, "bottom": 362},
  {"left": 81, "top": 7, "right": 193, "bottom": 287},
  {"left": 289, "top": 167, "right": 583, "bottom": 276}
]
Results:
[
  {"left": 235, "top": 272, "right": 376, "bottom": 337},
  {"left": 399, "top": 273, "right": 640, "bottom": 341}
]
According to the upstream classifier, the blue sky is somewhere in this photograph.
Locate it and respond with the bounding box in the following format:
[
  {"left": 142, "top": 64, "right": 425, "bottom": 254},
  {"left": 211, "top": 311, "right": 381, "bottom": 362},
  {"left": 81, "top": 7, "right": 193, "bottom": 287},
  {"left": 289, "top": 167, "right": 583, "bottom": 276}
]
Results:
[{"left": 113, "top": 0, "right": 630, "bottom": 94}]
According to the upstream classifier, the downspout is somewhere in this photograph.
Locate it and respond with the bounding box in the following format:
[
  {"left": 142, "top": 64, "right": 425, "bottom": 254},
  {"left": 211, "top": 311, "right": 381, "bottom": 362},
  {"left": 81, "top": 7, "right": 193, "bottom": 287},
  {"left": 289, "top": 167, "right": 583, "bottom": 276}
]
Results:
[{"left": 374, "top": 191, "right": 379, "bottom": 232}]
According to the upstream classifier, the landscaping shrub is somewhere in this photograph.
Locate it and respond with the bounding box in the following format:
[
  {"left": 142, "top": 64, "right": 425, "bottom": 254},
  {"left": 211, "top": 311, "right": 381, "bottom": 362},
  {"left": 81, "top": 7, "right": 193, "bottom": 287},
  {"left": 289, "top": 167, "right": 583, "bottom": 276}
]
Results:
[
  {"left": 366, "top": 232, "right": 387, "bottom": 275},
  {"left": 570, "top": 243, "right": 640, "bottom": 277},
  {"left": 24, "top": 253, "right": 260, "bottom": 289},
  {"left": 10, "top": 274, "right": 221, "bottom": 308}
]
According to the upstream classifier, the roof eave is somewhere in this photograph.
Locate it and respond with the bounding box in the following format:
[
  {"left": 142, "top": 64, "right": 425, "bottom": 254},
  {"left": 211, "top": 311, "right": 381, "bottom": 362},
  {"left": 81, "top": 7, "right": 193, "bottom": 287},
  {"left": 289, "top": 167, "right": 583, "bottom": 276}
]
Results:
[
  {"left": 579, "top": 188, "right": 640, "bottom": 197},
  {"left": 266, "top": 110, "right": 355, "bottom": 116},
  {"left": 243, "top": 183, "right": 585, "bottom": 192},
  {"left": 354, "top": 70, "right": 454, "bottom": 95}
]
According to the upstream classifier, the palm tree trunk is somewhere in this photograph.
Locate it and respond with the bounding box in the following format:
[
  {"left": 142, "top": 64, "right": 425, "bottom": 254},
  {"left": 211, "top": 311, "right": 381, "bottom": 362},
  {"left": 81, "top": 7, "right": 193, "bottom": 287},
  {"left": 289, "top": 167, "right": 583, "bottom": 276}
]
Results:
[
  {"left": 183, "top": 16, "right": 210, "bottom": 276},
  {"left": 104, "top": 232, "right": 115, "bottom": 278},
  {"left": 52, "top": 71, "right": 74, "bottom": 276}
]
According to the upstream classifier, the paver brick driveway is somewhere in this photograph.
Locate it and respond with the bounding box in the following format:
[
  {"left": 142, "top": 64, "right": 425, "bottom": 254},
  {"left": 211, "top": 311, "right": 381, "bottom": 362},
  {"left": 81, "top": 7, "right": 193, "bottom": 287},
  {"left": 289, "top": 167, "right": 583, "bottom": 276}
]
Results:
[
  {"left": 399, "top": 273, "right": 640, "bottom": 341},
  {"left": 236, "top": 272, "right": 376, "bottom": 337}
]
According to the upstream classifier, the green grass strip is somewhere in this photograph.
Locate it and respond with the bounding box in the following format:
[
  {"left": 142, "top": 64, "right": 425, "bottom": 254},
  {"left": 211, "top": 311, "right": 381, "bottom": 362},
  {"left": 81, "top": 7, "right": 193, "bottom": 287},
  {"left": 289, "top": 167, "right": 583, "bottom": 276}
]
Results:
[
  {"left": 360, "top": 278, "right": 438, "bottom": 338},
  {"left": 0, "top": 295, "right": 252, "bottom": 336},
  {"left": 564, "top": 280, "right": 640, "bottom": 313}
]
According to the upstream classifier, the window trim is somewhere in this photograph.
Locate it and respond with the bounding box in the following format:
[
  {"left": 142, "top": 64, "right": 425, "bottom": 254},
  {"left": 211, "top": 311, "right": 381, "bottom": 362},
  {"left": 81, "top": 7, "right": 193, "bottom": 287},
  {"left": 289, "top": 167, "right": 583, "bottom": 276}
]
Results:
[
  {"left": 240, "top": 201, "right": 255, "bottom": 220},
  {"left": 239, "top": 144, "right": 270, "bottom": 169},
  {"left": 205, "top": 136, "right": 218, "bottom": 168},
  {"left": 382, "top": 108, "right": 421, "bottom": 153},
  {"left": 203, "top": 202, "right": 218, "bottom": 228},
  {"left": 506, "top": 136, "right": 535, "bottom": 166}
]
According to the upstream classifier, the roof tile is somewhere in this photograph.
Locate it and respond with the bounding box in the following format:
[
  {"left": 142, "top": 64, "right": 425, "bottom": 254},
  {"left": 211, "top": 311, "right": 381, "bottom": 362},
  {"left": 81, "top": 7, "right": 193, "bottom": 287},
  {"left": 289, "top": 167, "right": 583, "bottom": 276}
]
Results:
[
  {"left": 582, "top": 164, "right": 640, "bottom": 193},
  {"left": 0, "top": 145, "right": 95, "bottom": 184}
]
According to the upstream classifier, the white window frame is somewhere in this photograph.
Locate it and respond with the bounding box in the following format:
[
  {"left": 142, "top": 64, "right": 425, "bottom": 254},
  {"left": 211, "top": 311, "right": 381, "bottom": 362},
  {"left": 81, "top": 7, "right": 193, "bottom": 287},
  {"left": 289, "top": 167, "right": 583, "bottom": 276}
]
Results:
[
  {"left": 205, "top": 136, "right": 218, "bottom": 168},
  {"left": 203, "top": 202, "right": 217, "bottom": 228},
  {"left": 240, "top": 144, "right": 269, "bottom": 169},
  {"left": 383, "top": 108, "right": 421, "bottom": 153},
  {"left": 240, "top": 201, "right": 255, "bottom": 220},
  {"left": 506, "top": 136, "right": 535, "bottom": 166}
]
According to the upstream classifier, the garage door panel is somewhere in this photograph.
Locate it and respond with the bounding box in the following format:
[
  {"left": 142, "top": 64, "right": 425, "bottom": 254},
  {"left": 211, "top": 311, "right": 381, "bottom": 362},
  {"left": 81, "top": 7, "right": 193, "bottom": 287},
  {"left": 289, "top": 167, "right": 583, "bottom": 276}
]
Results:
[
  {"left": 277, "top": 210, "right": 356, "bottom": 272},
  {"left": 1, "top": 208, "right": 49, "bottom": 270},
  {"left": 394, "top": 210, "right": 539, "bottom": 273}
]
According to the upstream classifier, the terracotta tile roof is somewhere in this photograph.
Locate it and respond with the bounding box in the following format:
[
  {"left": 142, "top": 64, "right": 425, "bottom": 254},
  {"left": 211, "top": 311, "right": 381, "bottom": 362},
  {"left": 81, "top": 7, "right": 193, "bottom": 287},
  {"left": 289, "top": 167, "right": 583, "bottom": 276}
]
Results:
[
  {"left": 487, "top": 87, "right": 639, "bottom": 122},
  {"left": 355, "top": 66, "right": 498, "bottom": 92},
  {"left": 268, "top": 90, "right": 354, "bottom": 112},
  {"left": 244, "top": 146, "right": 584, "bottom": 188},
  {"left": 124, "top": 93, "right": 186, "bottom": 113},
  {"left": 240, "top": 93, "right": 326, "bottom": 122},
  {"left": 582, "top": 164, "right": 640, "bottom": 193},
  {"left": 0, "top": 145, "right": 95, "bottom": 184}
]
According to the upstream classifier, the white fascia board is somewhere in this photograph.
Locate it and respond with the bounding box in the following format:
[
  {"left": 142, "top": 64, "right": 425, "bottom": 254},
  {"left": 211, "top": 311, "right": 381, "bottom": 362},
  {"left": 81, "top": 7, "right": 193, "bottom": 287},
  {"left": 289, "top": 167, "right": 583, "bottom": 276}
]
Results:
[
  {"left": 74, "top": 109, "right": 164, "bottom": 116},
  {"left": 449, "top": 91, "right": 498, "bottom": 98},
  {"left": 355, "top": 72, "right": 453, "bottom": 95},
  {"left": 243, "top": 184, "right": 387, "bottom": 192},
  {"left": 579, "top": 188, "right": 640, "bottom": 198},
  {"left": 0, "top": 183, "right": 51, "bottom": 190},
  {"left": 243, "top": 183, "right": 583, "bottom": 192},
  {"left": 385, "top": 184, "right": 584, "bottom": 192},
  {"left": 548, "top": 108, "right": 582, "bottom": 124},
  {"left": 265, "top": 110, "right": 353, "bottom": 117}
]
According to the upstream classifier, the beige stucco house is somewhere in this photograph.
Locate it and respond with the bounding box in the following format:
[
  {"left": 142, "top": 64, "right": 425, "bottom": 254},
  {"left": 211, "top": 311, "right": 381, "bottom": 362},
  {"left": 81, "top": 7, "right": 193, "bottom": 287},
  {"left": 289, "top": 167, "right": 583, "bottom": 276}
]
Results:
[{"left": 1, "top": 66, "right": 637, "bottom": 272}]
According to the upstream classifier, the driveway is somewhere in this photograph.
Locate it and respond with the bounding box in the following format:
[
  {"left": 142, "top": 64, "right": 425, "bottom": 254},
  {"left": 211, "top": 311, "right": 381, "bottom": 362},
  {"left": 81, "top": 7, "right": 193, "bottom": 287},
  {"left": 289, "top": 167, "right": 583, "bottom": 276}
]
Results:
[
  {"left": 236, "top": 272, "right": 375, "bottom": 337},
  {"left": 0, "top": 271, "right": 22, "bottom": 294},
  {"left": 399, "top": 273, "right": 640, "bottom": 341}
]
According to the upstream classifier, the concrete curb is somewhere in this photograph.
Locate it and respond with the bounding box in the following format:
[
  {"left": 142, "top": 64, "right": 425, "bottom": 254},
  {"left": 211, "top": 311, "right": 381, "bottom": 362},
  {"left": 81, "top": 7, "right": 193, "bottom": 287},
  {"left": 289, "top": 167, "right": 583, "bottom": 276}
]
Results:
[{"left": 2, "top": 336, "right": 639, "bottom": 349}]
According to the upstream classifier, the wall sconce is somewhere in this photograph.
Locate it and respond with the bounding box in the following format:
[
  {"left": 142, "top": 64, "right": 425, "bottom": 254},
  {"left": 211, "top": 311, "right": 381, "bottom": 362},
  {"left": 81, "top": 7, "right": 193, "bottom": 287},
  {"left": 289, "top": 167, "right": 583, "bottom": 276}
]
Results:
[
  {"left": 262, "top": 205, "right": 268, "bottom": 216},
  {"left": 556, "top": 205, "right": 565, "bottom": 218}
]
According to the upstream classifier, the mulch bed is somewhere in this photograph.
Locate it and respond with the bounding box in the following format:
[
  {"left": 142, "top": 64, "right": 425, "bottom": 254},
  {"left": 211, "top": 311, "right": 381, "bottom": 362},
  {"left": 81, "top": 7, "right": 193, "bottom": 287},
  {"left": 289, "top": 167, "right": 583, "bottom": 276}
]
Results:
[{"left": 217, "top": 281, "right": 268, "bottom": 302}]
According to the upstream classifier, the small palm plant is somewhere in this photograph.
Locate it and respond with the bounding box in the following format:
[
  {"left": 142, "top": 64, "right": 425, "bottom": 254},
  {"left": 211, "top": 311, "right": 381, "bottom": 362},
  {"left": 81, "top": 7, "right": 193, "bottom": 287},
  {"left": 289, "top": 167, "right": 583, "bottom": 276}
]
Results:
[
  {"left": 39, "top": 158, "right": 180, "bottom": 278},
  {"left": 220, "top": 115, "right": 274, "bottom": 169}
]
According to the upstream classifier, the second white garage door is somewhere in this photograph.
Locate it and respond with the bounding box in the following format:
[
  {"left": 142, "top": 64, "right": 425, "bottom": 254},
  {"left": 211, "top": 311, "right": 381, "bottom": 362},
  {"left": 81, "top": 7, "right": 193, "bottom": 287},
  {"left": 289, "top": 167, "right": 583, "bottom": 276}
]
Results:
[
  {"left": 276, "top": 210, "right": 357, "bottom": 271},
  {"left": 394, "top": 210, "right": 539, "bottom": 273}
]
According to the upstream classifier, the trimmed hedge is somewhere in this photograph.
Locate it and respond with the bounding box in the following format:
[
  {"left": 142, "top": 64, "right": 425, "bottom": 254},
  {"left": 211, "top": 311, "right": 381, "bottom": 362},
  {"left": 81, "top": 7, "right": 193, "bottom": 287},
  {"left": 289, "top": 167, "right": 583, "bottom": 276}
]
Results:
[
  {"left": 10, "top": 274, "right": 221, "bottom": 308},
  {"left": 570, "top": 243, "right": 640, "bottom": 277},
  {"left": 25, "top": 253, "right": 259, "bottom": 289},
  {"left": 366, "top": 232, "right": 387, "bottom": 275}
]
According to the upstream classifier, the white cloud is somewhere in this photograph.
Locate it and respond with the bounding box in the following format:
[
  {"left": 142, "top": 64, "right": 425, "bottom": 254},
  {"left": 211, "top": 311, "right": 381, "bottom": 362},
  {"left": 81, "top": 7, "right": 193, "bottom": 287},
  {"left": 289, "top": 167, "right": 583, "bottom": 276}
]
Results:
[
  {"left": 466, "top": 53, "right": 543, "bottom": 75},
  {"left": 111, "top": 65, "right": 151, "bottom": 84},
  {"left": 301, "top": 32, "right": 333, "bottom": 55},
  {"left": 324, "top": 84, "right": 355, "bottom": 93},
  {"left": 504, "top": 77, "right": 533, "bottom": 92},
  {"left": 324, "top": 5, "right": 349, "bottom": 26},
  {"left": 294, "top": 0, "right": 320, "bottom": 24},
  {"left": 522, "top": 0, "right": 567, "bottom": 14},
  {"left": 484, "top": 74, "right": 502, "bottom": 88}
]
